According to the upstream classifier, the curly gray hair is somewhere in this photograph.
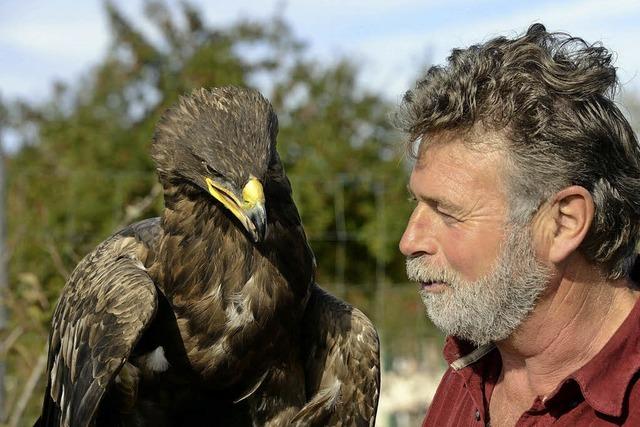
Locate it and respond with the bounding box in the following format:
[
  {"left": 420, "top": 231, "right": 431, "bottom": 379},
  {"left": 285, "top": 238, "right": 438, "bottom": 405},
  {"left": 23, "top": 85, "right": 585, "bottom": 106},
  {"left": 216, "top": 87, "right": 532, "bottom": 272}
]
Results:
[{"left": 394, "top": 23, "right": 640, "bottom": 279}]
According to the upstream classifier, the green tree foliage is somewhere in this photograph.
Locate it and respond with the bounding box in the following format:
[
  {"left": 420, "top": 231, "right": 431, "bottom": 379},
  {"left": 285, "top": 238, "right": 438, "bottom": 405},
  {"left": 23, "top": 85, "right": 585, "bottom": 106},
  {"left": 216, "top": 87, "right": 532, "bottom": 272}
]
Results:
[{"left": 2, "top": 1, "right": 429, "bottom": 424}]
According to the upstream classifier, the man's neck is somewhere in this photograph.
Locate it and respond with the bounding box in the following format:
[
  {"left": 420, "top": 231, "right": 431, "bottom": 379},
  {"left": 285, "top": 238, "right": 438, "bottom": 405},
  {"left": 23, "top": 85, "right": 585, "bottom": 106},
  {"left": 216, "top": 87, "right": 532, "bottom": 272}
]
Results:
[{"left": 495, "top": 259, "right": 639, "bottom": 401}]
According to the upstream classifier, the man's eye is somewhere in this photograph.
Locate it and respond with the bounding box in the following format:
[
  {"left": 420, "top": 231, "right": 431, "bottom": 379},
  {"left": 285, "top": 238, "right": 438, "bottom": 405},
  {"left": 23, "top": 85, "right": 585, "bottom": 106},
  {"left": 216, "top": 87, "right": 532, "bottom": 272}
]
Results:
[{"left": 437, "top": 208, "right": 459, "bottom": 222}]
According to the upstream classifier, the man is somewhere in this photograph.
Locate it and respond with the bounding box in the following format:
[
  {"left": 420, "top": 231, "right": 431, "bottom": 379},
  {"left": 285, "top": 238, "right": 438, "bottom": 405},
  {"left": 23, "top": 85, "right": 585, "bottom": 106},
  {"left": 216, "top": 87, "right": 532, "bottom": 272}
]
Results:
[{"left": 395, "top": 23, "right": 640, "bottom": 426}]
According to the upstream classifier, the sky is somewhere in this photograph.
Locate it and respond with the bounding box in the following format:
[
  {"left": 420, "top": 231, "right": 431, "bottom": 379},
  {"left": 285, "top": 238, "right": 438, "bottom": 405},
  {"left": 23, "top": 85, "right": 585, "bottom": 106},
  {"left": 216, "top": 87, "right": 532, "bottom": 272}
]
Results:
[{"left": 1, "top": 0, "right": 640, "bottom": 106}]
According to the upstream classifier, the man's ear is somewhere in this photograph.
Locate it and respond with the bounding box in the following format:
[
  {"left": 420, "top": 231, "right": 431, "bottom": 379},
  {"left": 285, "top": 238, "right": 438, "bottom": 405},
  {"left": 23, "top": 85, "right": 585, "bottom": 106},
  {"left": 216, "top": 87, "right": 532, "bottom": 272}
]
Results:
[{"left": 539, "top": 186, "right": 594, "bottom": 264}]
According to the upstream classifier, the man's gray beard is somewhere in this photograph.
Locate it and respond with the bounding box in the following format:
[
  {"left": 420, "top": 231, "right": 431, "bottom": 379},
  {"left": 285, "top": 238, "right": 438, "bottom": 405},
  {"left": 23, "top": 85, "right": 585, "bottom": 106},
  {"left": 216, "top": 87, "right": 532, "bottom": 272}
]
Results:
[{"left": 406, "top": 227, "right": 551, "bottom": 346}]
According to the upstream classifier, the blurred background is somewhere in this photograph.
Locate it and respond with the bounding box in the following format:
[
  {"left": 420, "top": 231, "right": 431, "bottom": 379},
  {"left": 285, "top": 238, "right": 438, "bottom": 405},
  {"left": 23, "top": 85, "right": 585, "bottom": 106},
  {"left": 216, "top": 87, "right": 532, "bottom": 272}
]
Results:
[{"left": 1, "top": 1, "right": 639, "bottom": 425}]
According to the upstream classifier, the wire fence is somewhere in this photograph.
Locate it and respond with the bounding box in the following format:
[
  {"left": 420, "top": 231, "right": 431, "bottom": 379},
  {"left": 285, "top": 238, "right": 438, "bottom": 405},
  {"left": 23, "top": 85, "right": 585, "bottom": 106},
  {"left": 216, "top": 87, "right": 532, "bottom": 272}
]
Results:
[{"left": 296, "top": 174, "right": 446, "bottom": 427}]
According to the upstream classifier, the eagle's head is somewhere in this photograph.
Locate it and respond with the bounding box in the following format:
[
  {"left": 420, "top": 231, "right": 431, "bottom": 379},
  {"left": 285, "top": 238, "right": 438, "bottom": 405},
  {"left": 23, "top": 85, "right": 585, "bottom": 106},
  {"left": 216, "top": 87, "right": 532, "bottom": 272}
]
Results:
[{"left": 151, "top": 86, "right": 279, "bottom": 243}]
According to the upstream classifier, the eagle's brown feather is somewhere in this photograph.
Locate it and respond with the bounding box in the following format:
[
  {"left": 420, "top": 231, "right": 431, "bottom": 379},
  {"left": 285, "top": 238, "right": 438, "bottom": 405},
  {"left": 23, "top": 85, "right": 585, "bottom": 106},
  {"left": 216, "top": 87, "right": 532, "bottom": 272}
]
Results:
[
  {"left": 40, "top": 219, "right": 161, "bottom": 427},
  {"left": 292, "top": 286, "right": 381, "bottom": 427}
]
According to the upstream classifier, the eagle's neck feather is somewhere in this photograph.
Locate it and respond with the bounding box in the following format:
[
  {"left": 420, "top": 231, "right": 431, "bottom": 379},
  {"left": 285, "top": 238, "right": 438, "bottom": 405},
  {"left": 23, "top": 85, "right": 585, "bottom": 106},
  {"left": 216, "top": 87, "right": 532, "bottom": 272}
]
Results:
[{"left": 147, "top": 179, "right": 314, "bottom": 385}]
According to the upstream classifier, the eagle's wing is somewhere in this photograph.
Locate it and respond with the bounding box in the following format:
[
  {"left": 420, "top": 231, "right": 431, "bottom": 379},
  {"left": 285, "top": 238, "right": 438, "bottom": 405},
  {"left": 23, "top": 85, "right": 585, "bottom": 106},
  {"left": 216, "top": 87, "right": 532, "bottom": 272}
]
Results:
[
  {"left": 38, "top": 219, "right": 160, "bottom": 427},
  {"left": 292, "top": 285, "right": 381, "bottom": 427}
]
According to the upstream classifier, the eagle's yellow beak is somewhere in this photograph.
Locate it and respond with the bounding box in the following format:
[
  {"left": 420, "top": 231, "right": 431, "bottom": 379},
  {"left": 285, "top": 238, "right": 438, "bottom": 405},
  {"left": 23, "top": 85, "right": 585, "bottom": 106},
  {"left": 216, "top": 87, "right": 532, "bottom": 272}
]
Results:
[{"left": 205, "top": 176, "right": 267, "bottom": 243}]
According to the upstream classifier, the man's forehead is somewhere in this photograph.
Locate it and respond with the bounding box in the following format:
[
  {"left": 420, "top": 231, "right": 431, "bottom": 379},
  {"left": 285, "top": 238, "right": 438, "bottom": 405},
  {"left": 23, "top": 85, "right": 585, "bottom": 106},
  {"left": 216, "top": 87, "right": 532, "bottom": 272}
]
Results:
[
  {"left": 415, "top": 135, "right": 504, "bottom": 173},
  {"left": 410, "top": 133, "right": 508, "bottom": 201},
  {"left": 417, "top": 126, "right": 505, "bottom": 154}
]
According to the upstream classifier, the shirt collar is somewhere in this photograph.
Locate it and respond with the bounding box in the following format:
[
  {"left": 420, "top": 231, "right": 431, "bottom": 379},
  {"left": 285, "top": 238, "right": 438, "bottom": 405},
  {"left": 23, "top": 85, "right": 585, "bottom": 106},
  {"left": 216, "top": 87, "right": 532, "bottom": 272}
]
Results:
[
  {"left": 443, "top": 335, "right": 495, "bottom": 369},
  {"left": 559, "top": 295, "right": 640, "bottom": 417}
]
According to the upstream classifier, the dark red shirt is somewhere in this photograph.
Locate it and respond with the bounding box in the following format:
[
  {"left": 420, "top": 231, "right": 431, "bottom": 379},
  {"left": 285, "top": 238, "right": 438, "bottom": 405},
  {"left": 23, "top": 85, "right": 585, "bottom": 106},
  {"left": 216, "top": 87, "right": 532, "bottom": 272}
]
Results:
[{"left": 423, "top": 297, "right": 640, "bottom": 426}]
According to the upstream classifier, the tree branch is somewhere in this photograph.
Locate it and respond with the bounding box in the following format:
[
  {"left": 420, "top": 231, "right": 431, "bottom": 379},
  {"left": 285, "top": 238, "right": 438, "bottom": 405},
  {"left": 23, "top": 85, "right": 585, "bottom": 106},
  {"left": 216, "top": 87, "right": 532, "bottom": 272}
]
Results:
[
  {"left": 118, "top": 182, "right": 162, "bottom": 229},
  {"left": 8, "top": 350, "right": 46, "bottom": 426},
  {"left": 0, "top": 327, "right": 23, "bottom": 357}
]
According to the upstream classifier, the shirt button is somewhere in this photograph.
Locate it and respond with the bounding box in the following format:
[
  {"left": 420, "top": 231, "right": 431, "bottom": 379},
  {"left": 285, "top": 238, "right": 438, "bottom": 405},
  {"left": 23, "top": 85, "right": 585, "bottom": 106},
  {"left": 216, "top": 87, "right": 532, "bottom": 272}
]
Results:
[{"left": 475, "top": 409, "right": 481, "bottom": 421}]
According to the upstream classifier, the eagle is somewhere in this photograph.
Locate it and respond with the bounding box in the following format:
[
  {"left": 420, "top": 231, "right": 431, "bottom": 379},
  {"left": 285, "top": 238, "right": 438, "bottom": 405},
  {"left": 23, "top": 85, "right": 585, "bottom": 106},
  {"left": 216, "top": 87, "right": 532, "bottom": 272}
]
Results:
[{"left": 36, "top": 87, "right": 380, "bottom": 427}]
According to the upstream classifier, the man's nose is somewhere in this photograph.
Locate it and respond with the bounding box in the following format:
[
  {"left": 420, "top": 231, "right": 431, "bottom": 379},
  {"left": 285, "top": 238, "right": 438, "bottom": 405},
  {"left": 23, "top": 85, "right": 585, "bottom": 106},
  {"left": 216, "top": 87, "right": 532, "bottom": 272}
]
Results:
[{"left": 399, "top": 208, "right": 438, "bottom": 257}]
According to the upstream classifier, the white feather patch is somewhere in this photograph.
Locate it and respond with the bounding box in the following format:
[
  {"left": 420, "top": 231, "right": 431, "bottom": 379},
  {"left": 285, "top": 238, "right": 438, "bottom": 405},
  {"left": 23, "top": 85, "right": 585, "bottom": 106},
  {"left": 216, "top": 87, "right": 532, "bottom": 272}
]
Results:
[
  {"left": 145, "top": 346, "right": 170, "bottom": 372},
  {"left": 225, "top": 284, "right": 255, "bottom": 330}
]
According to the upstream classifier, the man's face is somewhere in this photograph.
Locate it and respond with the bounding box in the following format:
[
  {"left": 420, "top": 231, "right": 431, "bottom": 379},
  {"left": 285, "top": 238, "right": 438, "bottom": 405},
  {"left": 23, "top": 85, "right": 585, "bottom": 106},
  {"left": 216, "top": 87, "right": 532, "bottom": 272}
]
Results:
[{"left": 400, "top": 136, "right": 550, "bottom": 345}]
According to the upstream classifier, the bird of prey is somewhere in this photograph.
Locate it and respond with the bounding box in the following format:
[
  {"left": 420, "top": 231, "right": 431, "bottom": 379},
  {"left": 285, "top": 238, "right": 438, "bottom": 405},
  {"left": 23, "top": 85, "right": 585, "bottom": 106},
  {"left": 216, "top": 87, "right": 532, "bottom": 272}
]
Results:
[{"left": 37, "top": 86, "right": 380, "bottom": 427}]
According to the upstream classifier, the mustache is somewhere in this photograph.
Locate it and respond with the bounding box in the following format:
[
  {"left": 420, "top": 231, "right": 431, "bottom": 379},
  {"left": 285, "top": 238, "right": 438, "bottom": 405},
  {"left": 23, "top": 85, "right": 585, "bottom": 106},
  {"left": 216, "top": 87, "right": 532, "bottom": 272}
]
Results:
[{"left": 405, "top": 256, "right": 463, "bottom": 286}]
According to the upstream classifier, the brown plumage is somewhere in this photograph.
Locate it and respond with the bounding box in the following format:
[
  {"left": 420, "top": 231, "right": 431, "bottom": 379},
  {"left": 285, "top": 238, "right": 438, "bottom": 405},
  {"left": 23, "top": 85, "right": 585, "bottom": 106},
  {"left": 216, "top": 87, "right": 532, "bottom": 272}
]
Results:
[{"left": 37, "top": 86, "right": 380, "bottom": 427}]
